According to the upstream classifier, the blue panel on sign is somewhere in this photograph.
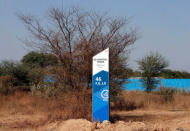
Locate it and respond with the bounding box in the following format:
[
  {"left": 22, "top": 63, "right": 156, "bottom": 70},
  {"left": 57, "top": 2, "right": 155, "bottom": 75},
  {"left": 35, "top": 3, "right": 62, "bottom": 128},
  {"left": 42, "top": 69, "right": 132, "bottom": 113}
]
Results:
[{"left": 93, "top": 70, "right": 109, "bottom": 122}]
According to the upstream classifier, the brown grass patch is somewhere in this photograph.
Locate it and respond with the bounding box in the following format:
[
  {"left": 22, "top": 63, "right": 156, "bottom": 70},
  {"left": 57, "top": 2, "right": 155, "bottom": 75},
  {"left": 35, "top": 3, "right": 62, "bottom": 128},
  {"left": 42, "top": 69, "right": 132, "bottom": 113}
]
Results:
[
  {"left": 119, "top": 91, "right": 190, "bottom": 110},
  {"left": 1, "top": 90, "right": 190, "bottom": 129},
  {"left": 0, "top": 90, "right": 92, "bottom": 129}
]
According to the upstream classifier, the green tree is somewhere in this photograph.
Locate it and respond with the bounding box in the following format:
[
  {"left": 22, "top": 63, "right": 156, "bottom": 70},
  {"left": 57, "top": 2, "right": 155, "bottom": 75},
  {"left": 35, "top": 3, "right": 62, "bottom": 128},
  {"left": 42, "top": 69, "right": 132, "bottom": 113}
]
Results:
[
  {"left": 123, "top": 68, "right": 134, "bottom": 78},
  {"left": 160, "top": 69, "right": 190, "bottom": 78},
  {"left": 137, "top": 52, "right": 169, "bottom": 93},
  {"left": 21, "top": 52, "right": 58, "bottom": 68},
  {"left": 0, "top": 60, "right": 16, "bottom": 76},
  {"left": 0, "top": 60, "right": 29, "bottom": 85}
]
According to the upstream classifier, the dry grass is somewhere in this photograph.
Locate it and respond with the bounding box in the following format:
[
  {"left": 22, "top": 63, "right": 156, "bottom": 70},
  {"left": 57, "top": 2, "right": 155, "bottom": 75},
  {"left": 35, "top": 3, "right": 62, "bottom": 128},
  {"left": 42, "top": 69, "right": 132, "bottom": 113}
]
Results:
[
  {"left": 0, "top": 90, "right": 92, "bottom": 129},
  {"left": 1, "top": 90, "right": 190, "bottom": 130},
  {"left": 118, "top": 91, "right": 190, "bottom": 110}
]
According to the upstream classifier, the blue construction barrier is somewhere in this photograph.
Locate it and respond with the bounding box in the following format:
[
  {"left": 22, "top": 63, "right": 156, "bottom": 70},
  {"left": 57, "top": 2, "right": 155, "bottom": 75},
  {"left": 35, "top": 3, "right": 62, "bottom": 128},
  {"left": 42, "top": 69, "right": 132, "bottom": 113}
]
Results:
[{"left": 124, "top": 79, "right": 190, "bottom": 91}]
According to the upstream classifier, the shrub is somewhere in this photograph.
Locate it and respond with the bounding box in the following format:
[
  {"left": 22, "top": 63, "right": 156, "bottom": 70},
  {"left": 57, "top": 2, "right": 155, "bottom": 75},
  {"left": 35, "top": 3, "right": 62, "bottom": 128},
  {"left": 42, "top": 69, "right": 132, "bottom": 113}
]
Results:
[
  {"left": 160, "top": 69, "right": 190, "bottom": 78},
  {"left": 29, "top": 86, "right": 92, "bottom": 121},
  {"left": 157, "top": 87, "right": 176, "bottom": 102},
  {"left": 0, "top": 60, "right": 29, "bottom": 86},
  {"left": 11, "top": 64, "right": 30, "bottom": 85},
  {"left": 0, "top": 75, "right": 16, "bottom": 94},
  {"left": 0, "top": 60, "right": 17, "bottom": 76},
  {"left": 28, "top": 68, "right": 45, "bottom": 86},
  {"left": 110, "top": 94, "right": 144, "bottom": 111}
]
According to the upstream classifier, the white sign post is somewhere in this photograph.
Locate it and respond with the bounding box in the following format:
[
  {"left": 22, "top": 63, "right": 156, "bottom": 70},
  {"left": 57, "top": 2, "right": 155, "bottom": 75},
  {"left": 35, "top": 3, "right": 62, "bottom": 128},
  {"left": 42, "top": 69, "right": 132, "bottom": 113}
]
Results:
[{"left": 92, "top": 48, "right": 109, "bottom": 122}]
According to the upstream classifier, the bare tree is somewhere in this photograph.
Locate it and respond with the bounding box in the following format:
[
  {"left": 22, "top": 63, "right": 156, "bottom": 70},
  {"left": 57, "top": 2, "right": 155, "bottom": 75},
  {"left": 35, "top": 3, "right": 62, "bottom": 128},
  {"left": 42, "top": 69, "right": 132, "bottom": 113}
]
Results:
[{"left": 18, "top": 7, "right": 137, "bottom": 96}]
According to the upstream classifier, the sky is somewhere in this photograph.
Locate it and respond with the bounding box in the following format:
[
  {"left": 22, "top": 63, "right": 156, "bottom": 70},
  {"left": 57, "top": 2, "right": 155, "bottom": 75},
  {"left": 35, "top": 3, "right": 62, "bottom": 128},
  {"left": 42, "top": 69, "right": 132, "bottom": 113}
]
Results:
[{"left": 0, "top": 0, "right": 190, "bottom": 72}]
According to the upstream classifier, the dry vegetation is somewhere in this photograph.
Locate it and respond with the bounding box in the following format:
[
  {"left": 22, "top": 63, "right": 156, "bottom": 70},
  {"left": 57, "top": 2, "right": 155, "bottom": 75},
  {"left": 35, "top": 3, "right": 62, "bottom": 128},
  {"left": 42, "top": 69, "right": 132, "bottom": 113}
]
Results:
[
  {"left": 115, "top": 91, "right": 190, "bottom": 111},
  {"left": 0, "top": 90, "right": 92, "bottom": 129},
  {"left": 0, "top": 90, "right": 190, "bottom": 130}
]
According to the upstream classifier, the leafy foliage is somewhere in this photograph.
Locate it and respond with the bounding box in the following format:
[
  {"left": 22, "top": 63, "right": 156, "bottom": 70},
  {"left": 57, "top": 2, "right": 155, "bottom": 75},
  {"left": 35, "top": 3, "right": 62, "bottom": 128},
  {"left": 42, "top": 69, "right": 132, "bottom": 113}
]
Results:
[
  {"left": 0, "top": 61, "right": 29, "bottom": 85},
  {"left": 160, "top": 69, "right": 190, "bottom": 78},
  {"left": 21, "top": 52, "right": 58, "bottom": 68},
  {"left": 137, "top": 52, "right": 169, "bottom": 93},
  {"left": 27, "top": 68, "right": 45, "bottom": 86}
]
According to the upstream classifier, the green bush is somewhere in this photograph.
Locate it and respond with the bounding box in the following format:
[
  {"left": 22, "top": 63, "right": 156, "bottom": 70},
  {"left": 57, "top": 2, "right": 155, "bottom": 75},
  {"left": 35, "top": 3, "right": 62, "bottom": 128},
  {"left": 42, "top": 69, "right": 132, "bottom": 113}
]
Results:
[
  {"left": 11, "top": 64, "right": 30, "bottom": 85},
  {"left": 21, "top": 52, "right": 58, "bottom": 68},
  {"left": 0, "top": 60, "right": 29, "bottom": 86},
  {"left": 28, "top": 68, "right": 45, "bottom": 86},
  {"left": 160, "top": 69, "right": 190, "bottom": 78}
]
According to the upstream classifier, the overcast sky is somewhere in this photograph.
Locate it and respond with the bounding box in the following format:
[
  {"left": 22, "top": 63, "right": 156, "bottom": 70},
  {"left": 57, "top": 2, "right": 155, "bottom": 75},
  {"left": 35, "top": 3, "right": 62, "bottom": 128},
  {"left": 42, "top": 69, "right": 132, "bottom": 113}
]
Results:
[{"left": 0, "top": 0, "right": 190, "bottom": 71}]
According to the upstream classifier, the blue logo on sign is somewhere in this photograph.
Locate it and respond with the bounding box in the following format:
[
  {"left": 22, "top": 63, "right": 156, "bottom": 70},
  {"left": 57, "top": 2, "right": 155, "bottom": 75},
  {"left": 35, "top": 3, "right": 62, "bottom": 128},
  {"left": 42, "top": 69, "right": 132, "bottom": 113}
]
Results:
[
  {"left": 93, "top": 70, "right": 109, "bottom": 122},
  {"left": 101, "top": 89, "right": 109, "bottom": 101}
]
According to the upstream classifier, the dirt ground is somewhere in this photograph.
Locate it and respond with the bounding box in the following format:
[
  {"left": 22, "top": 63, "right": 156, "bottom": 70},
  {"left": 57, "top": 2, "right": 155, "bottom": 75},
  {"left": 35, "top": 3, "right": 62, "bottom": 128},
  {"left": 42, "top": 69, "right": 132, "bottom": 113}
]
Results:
[
  {"left": 1, "top": 91, "right": 190, "bottom": 130},
  {"left": 1, "top": 109, "right": 190, "bottom": 131}
]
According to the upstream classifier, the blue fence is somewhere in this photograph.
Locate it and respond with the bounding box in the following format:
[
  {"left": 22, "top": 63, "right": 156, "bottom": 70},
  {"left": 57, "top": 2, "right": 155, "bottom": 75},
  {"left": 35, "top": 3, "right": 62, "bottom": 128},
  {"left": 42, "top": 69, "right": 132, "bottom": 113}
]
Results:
[{"left": 124, "top": 79, "right": 190, "bottom": 91}]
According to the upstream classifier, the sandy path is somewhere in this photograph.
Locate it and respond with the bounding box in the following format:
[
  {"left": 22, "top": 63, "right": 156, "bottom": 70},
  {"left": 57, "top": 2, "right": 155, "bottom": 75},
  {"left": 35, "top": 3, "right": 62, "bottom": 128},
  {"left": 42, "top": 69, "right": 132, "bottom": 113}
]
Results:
[
  {"left": 1, "top": 110, "right": 190, "bottom": 130},
  {"left": 113, "top": 110, "right": 190, "bottom": 130}
]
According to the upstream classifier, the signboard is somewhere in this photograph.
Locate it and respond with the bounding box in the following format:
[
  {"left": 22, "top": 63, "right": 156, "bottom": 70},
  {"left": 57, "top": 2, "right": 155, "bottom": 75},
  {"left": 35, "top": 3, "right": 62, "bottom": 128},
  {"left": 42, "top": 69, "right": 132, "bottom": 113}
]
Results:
[{"left": 92, "top": 48, "right": 109, "bottom": 122}]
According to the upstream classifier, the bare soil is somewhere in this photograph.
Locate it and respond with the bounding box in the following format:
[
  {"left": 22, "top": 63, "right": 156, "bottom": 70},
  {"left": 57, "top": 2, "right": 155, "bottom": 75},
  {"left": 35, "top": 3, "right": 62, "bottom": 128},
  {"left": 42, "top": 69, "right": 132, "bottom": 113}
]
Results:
[{"left": 1, "top": 109, "right": 190, "bottom": 131}]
